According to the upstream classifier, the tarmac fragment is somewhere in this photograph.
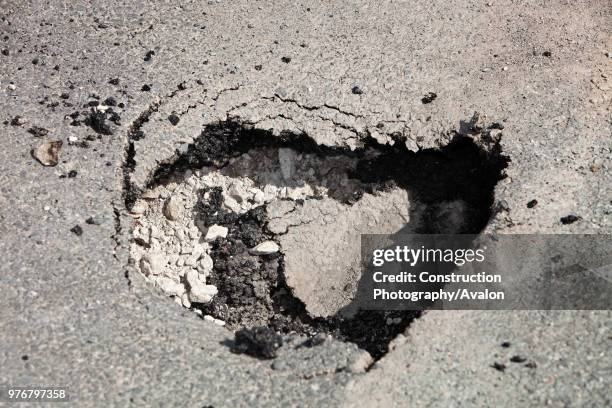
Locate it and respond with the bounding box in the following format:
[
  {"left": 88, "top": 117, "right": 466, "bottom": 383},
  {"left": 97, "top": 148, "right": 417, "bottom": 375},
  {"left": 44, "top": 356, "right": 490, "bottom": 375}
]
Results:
[
  {"left": 168, "top": 114, "right": 180, "bottom": 126},
  {"left": 10, "top": 116, "right": 26, "bottom": 126},
  {"left": 32, "top": 140, "right": 62, "bottom": 166},
  {"left": 28, "top": 126, "right": 49, "bottom": 137},
  {"left": 560, "top": 214, "right": 580, "bottom": 224},
  {"left": 510, "top": 355, "right": 527, "bottom": 363},
  {"left": 70, "top": 225, "right": 83, "bottom": 236},
  {"left": 421, "top": 92, "right": 437, "bottom": 104}
]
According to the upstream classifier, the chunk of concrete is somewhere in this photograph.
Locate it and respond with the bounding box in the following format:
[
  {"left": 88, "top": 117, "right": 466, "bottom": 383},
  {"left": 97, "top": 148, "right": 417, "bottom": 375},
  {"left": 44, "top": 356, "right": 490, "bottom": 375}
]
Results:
[{"left": 276, "top": 188, "right": 413, "bottom": 318}]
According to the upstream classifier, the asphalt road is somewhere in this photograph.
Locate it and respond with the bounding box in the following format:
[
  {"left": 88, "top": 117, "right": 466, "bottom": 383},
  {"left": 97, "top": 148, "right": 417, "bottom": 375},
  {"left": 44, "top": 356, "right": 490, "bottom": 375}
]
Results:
[{"left": 0, "top": 1, "right": 610, "bottom": 406}]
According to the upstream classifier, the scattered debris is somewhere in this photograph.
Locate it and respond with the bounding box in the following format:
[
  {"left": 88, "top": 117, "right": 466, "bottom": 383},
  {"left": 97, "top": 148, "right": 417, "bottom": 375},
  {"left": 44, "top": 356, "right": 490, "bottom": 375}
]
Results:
[
  {"left": 542, "top": 51, "right": 552, "bottom": 57},
  {"left": 281, "top": 56, "right": 292, "bottom": 63},
  {"left": 85, "top": 111, "right": 111, "bottom": 135},
  {"left": 32, "top": 140, "right": 62, "bottom": 166},
  {"left": 421, "top": 92, "right": 437, "bottom": 104},
  {"left": 351, "top": 85, "right": 364, "bottom": 95},
  {"left": 141, "top": 84, "right": 151, "bottom": 92},
  {"left": 144, "top": 50, "right": 155, "bottom": 61},
  {"left": 527, "top": 199, "right": 538, "bottom": 208},
  {"left": 10, "top": 116, "right": 26, "bottom": 126},
  {"left": 525, "top": 361, "right": 537, "bottom": 369},
  {"left": 168, "top": 114, "right": 180, "bottom": 126},
  {"left": 560, "top": 214, "right": 580, "bottom": 224},
  {"left": 501, "top": 341, "right": 511, "bottom": 348},
  {"left": 108, "top": 78, "right": 119, "bottom": 85},
  {"left": 70, "top": 225, "right": 83, "bottom": 236},
  {"left": 510, "top": 355, "right": 527, "bottom": 363},
  {"left": 491, "top": 362, "right": 506, "bottom": 372},
  {"left": 233, "top": 326, "right": 283, "bottom": 359},
  {"left": 28, "top": 126, "right": 49, "bottom": 137}
]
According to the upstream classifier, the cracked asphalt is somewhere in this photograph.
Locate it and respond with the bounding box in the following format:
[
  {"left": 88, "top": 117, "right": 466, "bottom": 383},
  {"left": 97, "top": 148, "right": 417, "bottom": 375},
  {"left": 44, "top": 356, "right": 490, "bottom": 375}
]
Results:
[{"left": 1, "top": 0, "right": 610, "bottom": 406}]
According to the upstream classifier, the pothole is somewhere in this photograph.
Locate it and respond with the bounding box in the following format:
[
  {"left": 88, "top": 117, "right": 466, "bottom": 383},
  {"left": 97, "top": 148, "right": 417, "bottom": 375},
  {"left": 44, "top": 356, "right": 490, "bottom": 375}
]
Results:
[{"left": 128, "top": 120, "right": 508, "bottom": 360}]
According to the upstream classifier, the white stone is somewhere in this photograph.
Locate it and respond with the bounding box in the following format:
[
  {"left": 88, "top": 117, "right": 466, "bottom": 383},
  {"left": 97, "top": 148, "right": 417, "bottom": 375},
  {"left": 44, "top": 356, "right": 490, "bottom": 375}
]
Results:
[
  {"left": 139, "top": 253, "right": 165, "bottom": 276},
  {"left": 253, "top": 189, "right": 265, "bottom": 204},
  {"left": 227, "top": 183, "right": 248, "bottom": 203},
  {"left": 250, "top": 240, "right": 280, "bottom": 255},
  {"left": 156, "top": 276, "right": 185, "bottom": 297},
  {"left": 197, "top": 253, "right": 214, "bottom": 275},
  {"left": 181, "top": 293, "right": 191, "bottom": 308},
  {"left": 186, "top": 269, "right": 217, "bottom": 303},
  {"left": 185, "top": 269, "right": 203, "bottom": 287},
  {"left": 163, "top": 196, "right": 183, "bottom": 221},
  {"left": 205, "top": 224, "right": 228, "bottom": 241},
  {"left": 189, "top": 281, "right": 218, "bottom": 304},
  {"left": 130, "top": 200, "right": 148, "bottom": 216},
  {"left": 223, "top": 195, "right": 241, "bottom": 213},
  {"left": 68, "top": 136, "right": 78, "bottom": 143},
  {"left": 133, "top": 225, "right": 151, "bottom": 245}
]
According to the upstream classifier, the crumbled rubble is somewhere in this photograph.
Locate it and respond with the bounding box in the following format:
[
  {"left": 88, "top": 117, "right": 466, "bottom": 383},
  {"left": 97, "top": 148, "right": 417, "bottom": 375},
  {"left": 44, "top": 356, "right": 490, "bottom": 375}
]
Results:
[{"left": 129, "top": 144, "right": 380, "bottom": 323}]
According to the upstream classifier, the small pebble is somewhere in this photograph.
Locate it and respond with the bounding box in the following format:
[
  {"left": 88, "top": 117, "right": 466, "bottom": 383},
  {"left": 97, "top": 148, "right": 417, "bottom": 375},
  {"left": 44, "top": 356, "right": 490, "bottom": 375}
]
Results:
[
  {"left": 250, "top": 240, "right": 280, "bottom": 255},
  {"left": 168, "top": 114, "right": 180, "bottom": 126},
  {"left": 351, "top": 85, "right": 363, "bottom": 95},
  {"left": 204, "top": 225, "right": 228, "bottom": 241},
  {"left": 163, "top": 196, "right": 183, "bottom": 221},
  {"left": 32, "top": 140, "right": 62, "bottom": 166},
  {"left": 421, "top": 92, "right": 437, "bottom": 104},
  {"left": 70, "top": 225, "right": 83, "bottom": 236},
  {"left": 130, "top": 200, "right": 148, "bottom": 216}
]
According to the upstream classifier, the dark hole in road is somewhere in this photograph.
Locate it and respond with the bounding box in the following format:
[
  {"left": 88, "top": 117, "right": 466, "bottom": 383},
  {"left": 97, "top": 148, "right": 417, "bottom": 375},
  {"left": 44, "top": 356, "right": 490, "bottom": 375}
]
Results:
[{"left": 138, "top": 120, "right": 508, "bottom": 360}]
